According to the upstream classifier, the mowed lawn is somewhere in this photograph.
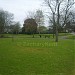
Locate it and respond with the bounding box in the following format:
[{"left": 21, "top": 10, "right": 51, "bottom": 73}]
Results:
[{"left": 0, "top": 34, "right": 75, "bottom": 75}]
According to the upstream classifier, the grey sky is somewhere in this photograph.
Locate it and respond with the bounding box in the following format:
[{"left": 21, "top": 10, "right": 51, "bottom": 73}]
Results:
[{"left": 0, "top": 0, "right": 44, "bottom": 26}]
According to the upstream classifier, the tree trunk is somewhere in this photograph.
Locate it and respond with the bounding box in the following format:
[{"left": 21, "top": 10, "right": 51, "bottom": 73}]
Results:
[
  {"left": 53, "top": 13, "right": 55, "bottom": 39},
  {"left": 55, "top": 25, "right": 58, "bottom": 42},
  {"left": 55, "top": 0, "right": 60, "bottom": 42},
  {"left": 12, "top": 32, "right": 14, "bottom": 42},
  {"left": 53, "top": 30, "right": 55, "bottom": 38},
  {"left": 53, "top": 33, "right": 55, "bottom": 38},
  {"left": 32, "top": 33, "right": 34, "bottom": 38}
]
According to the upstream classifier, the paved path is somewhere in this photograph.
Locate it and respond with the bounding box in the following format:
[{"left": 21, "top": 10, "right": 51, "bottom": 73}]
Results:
[
  {"left": 59, "top": 32, "right": 75, "bottom": 40},
  {"left": 70, "top": 32, "right": 75, "bottom": 35}
]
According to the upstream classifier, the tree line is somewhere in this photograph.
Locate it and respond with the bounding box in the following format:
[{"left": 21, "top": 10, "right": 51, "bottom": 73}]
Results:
[{"left": 0, "top": 0, "right": 75, "bottom": 42}]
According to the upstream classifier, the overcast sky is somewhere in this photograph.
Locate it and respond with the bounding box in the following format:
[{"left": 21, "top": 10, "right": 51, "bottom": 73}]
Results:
[{"left": 0, "top": 0, "right": 44, "bottom": 26}]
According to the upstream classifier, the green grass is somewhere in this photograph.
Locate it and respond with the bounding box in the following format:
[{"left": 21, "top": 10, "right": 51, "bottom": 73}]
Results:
[
  {"left": 0, "top": 34, "right": 75, "bottom": 75},
  {"left": 58, "top": 33, "right": 72, "bottom": 36}
]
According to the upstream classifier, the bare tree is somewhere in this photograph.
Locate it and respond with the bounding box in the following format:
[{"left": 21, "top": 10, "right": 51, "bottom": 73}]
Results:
[
  {"left": 61, "top": 0, "right": 75, "bottom": 32},
  {"left": 43, "top": 0, "right": 75, "bottom": 42},
  {"left": 44, "top": 0, "right": 63, "bottom": 42},
  {"left": 34, "top": 10, "right": 44, "bottom": 34}
]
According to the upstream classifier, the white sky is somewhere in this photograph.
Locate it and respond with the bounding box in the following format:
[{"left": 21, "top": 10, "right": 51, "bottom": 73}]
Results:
[{"left": 0, "top": 0, "right": 44, "bottom": 26}]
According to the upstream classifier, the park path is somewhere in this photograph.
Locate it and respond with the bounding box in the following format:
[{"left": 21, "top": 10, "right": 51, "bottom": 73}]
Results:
[
  {"left": 59, "top": 32, "right": 75, "bottom": 40},
  {"left": 60, "top": 36, "right": 68, "bottom": 39},
  {"left": 70, "top": 32, "right": 75, "bottom": 35}
]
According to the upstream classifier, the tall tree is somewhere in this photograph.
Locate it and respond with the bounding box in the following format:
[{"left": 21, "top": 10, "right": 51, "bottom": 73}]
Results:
[
  {"left": 26, "top": 10, "right": 44, "bottom": 34},
  {"left": 0, "top": 9, "right": 14, "bottom": 34},
  {"left": 25, "top": 10, "right": 44, "bottom": 34},
  {"left": 0, "top": 10, "right": 5, "bottom": 34},
  {"left": 9, "top": 22, "right": 21, "bottom": 34},
  {"left": 44, "top": 0, "right": 63, "bottom": 42},
  {"left": 61, "top": 0, "right": 75, "bottom": 30},
  {"left": 35, "top": 10, "right": 44, "bottom": 34},
  {"left": 23, "top": 18, "right": 37, "bottom": 35}
]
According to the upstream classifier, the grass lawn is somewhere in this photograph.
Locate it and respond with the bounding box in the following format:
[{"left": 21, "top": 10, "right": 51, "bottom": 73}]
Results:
[{"left": 0, "top": 34, "right": 75, "bottom": 75}]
